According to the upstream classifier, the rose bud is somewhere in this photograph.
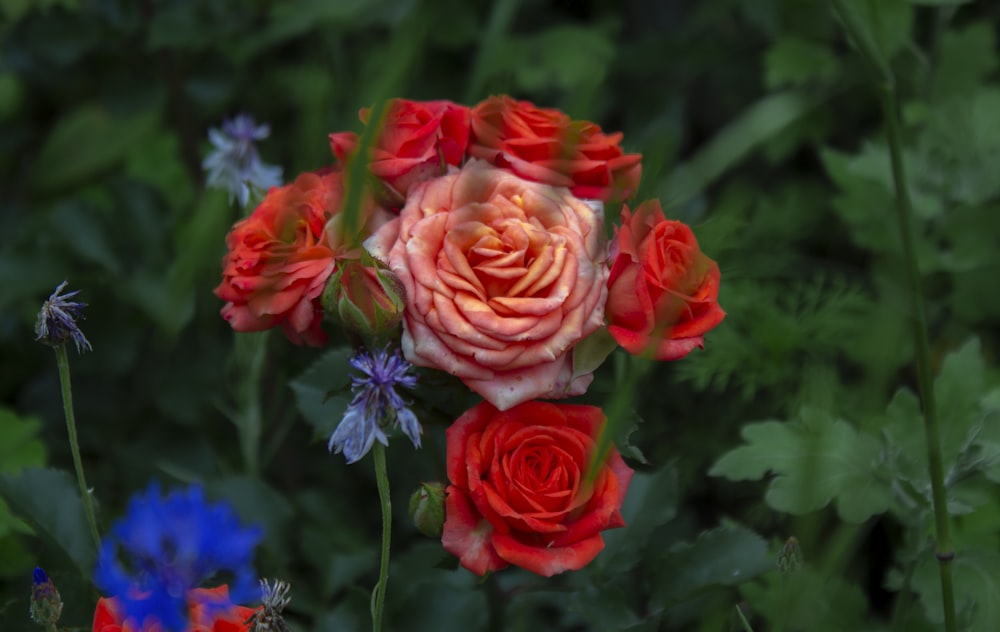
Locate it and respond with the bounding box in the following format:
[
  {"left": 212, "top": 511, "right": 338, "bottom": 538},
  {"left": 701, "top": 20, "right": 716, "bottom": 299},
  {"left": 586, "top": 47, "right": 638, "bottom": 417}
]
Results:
[
  {"left": 322, "top": 255, "right": 406, "bottom": 337},
  {"left": 409, "top": 482, "right": 446, "bottom": 538}
]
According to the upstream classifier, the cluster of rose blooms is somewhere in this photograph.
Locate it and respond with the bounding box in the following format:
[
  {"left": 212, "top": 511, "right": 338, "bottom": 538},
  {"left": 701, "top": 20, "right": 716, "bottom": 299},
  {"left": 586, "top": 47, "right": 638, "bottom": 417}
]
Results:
[{"left": 214, "top": 96, "right": 724, "bottom": 581}]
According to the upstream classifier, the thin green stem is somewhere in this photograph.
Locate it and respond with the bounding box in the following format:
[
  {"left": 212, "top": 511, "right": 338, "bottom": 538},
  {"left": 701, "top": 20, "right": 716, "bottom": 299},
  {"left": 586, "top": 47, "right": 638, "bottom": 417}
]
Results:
[
  {"left": 734, "top": 603, "right": 754, "bottom": 632},
  {"left": 54, "top": 345, "right": 101, "bottom": 551},
  {"left": 234, "top": 331, "right": 268, "bottom": 477},
  {"left": 868, "top": 4, "right": 956, "bottom": 631},
  {"left": 880, "top": 74, "right": 956, "bottom": 632},
  {"left": 830, "top": 1, "right": 956, "bottom": 627},
  {"left": 372, "top": 443, "right": 391, "bottom": 632}
]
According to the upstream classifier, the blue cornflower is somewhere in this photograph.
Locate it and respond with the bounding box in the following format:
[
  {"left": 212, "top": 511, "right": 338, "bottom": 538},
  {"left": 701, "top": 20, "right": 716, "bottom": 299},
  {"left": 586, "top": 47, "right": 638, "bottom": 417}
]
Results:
[
  {"left": 94, "top": 484, "right": 263, "bottom": 632},
  {"left": 202, "top": 114, "right": 283, "bottom": 208},
  {"left": 328, "top": 346, "right": 421, "bottom": 464},
  {"left": 35, "top": 281, "right": 91, "bottom": 353}
]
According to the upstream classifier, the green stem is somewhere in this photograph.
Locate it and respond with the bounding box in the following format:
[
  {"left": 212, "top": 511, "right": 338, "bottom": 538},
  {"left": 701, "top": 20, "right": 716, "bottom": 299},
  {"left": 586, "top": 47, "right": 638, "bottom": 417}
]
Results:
[
  {"left": 735, "top": 604, "right": 755, "bottom": 632},
  {"left": 880, "top": 72, "right": 956, "bottom": 632},
  {"left": 372, "top": 443, "right": 391, "bottom": 632},
  {"left": 54, "top": 345, "right": 101, "bottom": 551},
  {"left": 235, "top": 331, "right": 268, "bottom": 477},
  {"left": 830, "top": 1, "right": 956, "bottom": 627}
]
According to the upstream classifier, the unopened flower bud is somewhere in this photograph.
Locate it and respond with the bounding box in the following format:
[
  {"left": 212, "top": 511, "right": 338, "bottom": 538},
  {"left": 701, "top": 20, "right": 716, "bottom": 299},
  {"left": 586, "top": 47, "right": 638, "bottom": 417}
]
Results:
[
  {"left": 409, "top": 482, "right": 446, "bottom": 538},
  {"left": 778, "top": 536, "right": 802, "bottom": 576},
  {"left": 29, "top": 567, "right": 63, "bottom": 626},
  {"left": 322, "top": 255, "right": 405, "bottom": 337}
]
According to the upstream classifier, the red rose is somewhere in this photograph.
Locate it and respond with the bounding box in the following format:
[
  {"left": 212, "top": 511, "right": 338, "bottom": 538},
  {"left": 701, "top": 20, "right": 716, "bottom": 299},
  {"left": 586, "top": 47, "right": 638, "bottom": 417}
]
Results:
[
  {"left": 92, "top": 586, "right": 257, "bottom": 632},
  {"left": 606, "top": 200, "right": 725, "bottom": 360},
  {"left": 329, "top": 99, "right": 470, "bottom": 208},
  {"left": 468, "top": 95, "right": 642, "bottom": 202},
  {"left": 442, "top": 400, "right": 633, "bottom": 577},
  {"left": 214, "top": 170, "right": 390, "bottom": 346}
]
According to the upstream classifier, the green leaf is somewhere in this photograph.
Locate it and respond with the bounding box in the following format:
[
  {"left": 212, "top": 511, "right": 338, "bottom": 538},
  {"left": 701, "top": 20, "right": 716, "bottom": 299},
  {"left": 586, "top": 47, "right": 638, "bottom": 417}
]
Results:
[
  {"left": 932, "top": 22, "right": 998, "bottom": 98},
  {"left": 506, "top": 25, "right": 616, "bottom": 93},
  {"left": 884, "top": 339, "right": 998, "bottom": 495},
  {"left": 50, "top": 201, "right": 122, "bottom": 274},
  {"left": 571, "top": 327, "right": 618, "bottom": 383},
  {"left": 0, "top": 467, "right": 96, "bottom": 575},
  {"left": 568, "top": 583, "right": 643, "bottom": 631},
  {"left": 663, "top": 90, "right": 828, "bottom": 212},
  {"left": 764, "top": 37, "right": 840, "bottom": 89},
  {"left": 933, "top": 339, "right": 986, "bottom": 463},
  {"left": 599, "top": 463, "right": 678, "bottom": 574},
  {"left": 710, "top": 408, "right": 891, "bottom": 522},
  {"left": 742, "top": 566, "right": 870, "bottom": 631},
  {"left": 30, "top": 104, "right": 158, "bottom": 192},
  {"left": 649, "top": 524, "right": 774, "bottom": 605},
  {"left": 207, "top": 476, "right": 293, "bottom": 560},
  {"left": 909, "top": 548, "right": 1000, "bottom": 630},
  {"left": 0, "top": 409, "right": 47, "bottom": 538},
  {"left": 291, "top": 347, "right": 354, "bottom": 438}
]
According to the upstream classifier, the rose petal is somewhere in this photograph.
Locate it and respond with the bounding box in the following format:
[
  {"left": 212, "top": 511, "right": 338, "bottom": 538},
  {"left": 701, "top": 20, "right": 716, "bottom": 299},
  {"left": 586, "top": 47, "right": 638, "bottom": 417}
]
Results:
[
  {"left": 442, "top": 486, "right": 509, "bottom": 576},
  {"left": 491, "top": 531, "right": 606, "bottom": 577}
]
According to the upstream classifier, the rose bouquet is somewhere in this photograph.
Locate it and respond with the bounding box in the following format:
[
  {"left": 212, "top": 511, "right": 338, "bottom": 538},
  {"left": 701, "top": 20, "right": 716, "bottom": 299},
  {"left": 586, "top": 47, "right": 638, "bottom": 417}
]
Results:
[{"left": 214, "top": 95, "right": 724, "bottom": 626}]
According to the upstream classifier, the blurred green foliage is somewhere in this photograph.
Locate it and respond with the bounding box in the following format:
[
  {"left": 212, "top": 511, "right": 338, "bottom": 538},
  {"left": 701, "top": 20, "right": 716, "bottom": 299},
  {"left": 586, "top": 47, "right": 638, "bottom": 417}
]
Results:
[{"left": 2, "top": 0, "right": 1000, "bottom": 630}]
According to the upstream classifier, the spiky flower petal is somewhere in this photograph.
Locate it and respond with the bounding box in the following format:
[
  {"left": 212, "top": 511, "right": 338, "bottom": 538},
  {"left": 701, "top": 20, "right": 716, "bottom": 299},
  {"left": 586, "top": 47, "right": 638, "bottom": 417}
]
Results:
[
  {"left": 328, "top": 346, "right": 421, "bottom": 463},
  {"left": 35, "top": 281, "right": 91, "bottom": 353},
  {"left": 203, "top": 114, "right": 283, "bottom": 208}
]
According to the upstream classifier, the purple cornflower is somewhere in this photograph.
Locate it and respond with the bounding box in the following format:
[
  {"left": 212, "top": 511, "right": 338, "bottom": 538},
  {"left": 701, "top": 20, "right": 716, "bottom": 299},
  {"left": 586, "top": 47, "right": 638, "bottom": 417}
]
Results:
[
  {"left": 202, "top": 114, "right": 282, "bottom": 208},
  {"left": 94, "top": 484, "right": 263, "bottom": 632},
  {"left": 35, "top": 281, "right": 91, "bottom": 353},
  {"left": 328, "top": 346, "right": 421, "bottom": 464}
]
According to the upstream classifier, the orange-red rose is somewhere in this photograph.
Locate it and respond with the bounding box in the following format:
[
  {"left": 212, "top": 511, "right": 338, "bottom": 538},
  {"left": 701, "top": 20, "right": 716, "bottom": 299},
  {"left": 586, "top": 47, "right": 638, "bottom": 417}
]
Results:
[
  {"left": 606, "top": 200, "right": 725, "bottom": 359},
  {"left": 92, "top": 586, "right": 257, "bottom": 632},
  {"left": 442, "top": 400, "right": 633, "bottom": 577},
  {"left": 380, "top": 161, "right": 607, "bottom": 410},
  {"left": 215, "top": 170, "right": 389, "bottom": 346},
  {"left": 468, "top": 95, "right": 642, "bottom": 202},
  {"left": 329, "top": 99, "right": 470, "bottom": 208}
]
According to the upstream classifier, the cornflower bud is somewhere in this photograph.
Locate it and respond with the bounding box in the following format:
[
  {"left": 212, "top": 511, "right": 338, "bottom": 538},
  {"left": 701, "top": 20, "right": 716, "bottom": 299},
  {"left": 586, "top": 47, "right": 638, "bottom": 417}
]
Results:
[{"left": 29, "top": 567, "right": 63, "bottom": 627}]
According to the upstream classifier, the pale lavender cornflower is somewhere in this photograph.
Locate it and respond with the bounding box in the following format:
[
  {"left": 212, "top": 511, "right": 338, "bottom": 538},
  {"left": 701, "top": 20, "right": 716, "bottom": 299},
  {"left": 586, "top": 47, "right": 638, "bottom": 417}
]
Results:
[
  {"left": 202, "top": 114, "right": 283, "bottom": 208},
  {"left": 328, "top": 346, "right": 421, "bottom": 464},
  {"left": 35, "top": 281, "right": 91, "bottom": 353}
]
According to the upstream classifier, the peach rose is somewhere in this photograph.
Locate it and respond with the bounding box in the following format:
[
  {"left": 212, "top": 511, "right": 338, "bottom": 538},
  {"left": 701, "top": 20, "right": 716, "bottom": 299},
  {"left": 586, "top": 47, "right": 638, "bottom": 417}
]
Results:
[{"left": 383, "top": 161, "right": 607, "bottom": 410}]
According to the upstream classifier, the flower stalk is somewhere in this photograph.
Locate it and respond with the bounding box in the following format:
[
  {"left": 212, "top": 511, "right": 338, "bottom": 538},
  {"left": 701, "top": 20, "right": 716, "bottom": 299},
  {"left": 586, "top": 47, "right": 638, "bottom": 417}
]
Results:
[
  {"left": 55, "top": 345, "right": 101, "bottom": 551},
  {"left": 831, "top": 0, "right": 956, "bottom": 628},
  {"left": 372, "top": 443, "right": 391, "bottom": 632},
  {"left": 880, "top": 68, "right": 956, "bottom": 632}
]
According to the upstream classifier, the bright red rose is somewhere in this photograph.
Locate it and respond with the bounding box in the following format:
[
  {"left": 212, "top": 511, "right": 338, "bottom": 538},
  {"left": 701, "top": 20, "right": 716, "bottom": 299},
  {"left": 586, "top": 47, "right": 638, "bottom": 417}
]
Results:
[
  {"left": 92, "top": 586, "right": 258, "bottom": 632},
  {"left": 379, "top": 161, "right": 608, "bottom": 411},
  {"left": 329, "top": 99, "right": 471, "bottom": 208},
  {"left": 215, "top": 170, "right": 389, "bottom": 346},
  {"left": 468, "top": 95, "right": 642, "bottom": 202},
  {"left": 606, "top": 200, "right": 725, "bottom": 360},
  {"left": 442, "top": 400, "right": 633, "bottom": 577}
]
